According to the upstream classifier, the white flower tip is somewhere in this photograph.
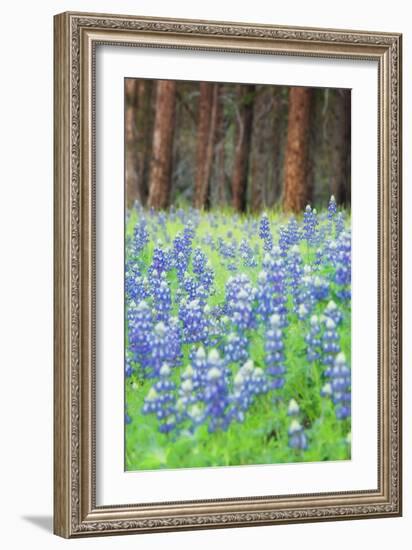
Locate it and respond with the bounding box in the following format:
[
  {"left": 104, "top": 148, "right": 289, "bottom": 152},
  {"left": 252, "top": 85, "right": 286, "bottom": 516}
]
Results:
[
  {"left": 335, "top": 352, "right": 346, "bottom": 364},
  {"left": 196, "top": 346, "right": 206, "bottom": 359},
  {"left": 154, "top": 321, "right": 166, "bottom": 335},
  {"left": 207, "top": 367, "right": 221, "bottom": 381},
  {"left": 288, "top": 398, "right": 300, "bottom": 415},
  {"left": 289, "top": 419, "right": 302, "bottom": 433},
  {"left": 243, "top": 359, "right": 254, "bottom": 372},
  {"left": 159, "top": 363, "right": 171, "bottom": 376},
  {"left": 208, "top": 349, "right": 220, "bottom": 363},
  {"left": 146, "top": 387, "right": 158, "bottom": 401},
  {"left": 270, "top": 313, "right": 281, "bottom": 327}
]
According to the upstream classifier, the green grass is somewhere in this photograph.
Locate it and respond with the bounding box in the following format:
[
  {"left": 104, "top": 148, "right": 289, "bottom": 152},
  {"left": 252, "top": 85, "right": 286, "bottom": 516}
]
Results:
[{"left": 125, "top": 208, "right": 351, "bottom": 471}]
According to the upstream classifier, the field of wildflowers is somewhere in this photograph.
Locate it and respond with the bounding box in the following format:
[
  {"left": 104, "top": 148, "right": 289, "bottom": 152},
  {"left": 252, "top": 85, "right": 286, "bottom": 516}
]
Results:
[{"left": 125, "top": 197, "right": 351, "bottom": 470}]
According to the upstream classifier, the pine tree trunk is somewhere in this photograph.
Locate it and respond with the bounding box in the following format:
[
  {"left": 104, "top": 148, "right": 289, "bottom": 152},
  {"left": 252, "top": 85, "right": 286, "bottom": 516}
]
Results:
[
  {"left": 125, "top": 79, "right": 140, "bottom": 206},
  {"left": 232, "top": 84, "right": 255, "bottom": 212},
  {"left": 194, "top": 83, "right": 219, "bottom": 209},
  {"left": 283, "top": 87, "right": 312, "bottom": 213},
  {"left": 330, "top": 89, "right": 351, "bottom": 206},
  {"left": 250, "top": 86, "right": 277, "bottom": 212},
  {"left": 147, "top": 80, "right": 177, "bottom": 209},
  {"left": 215, "top": 91, "right": 226, "bottom": 205},
  {"left": 135, "top": 80, "right": 153, "bottom": 206}
]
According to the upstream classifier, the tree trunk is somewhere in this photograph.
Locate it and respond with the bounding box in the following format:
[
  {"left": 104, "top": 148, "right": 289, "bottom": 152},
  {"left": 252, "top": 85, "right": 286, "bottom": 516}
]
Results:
[
  {"left": 232, "top": 84, "right": 255, "bottom": 212},
  {"left": 250, "top": 86, "right": 277, "bottom": 212},
  {"left": 147, "top": 80, "right": 177, "bottom": 209},
  {"left": 194, "top": 83, "right": 219, "bottom": 209},
  {"left": 330, "top": 89, "right": 351, "bottom": 206},
  {"left": 215, "top": 89, "right": 226, "bottom": 206},
  {"left": 283, "top": 86, "right": 312, "bottom": 213},
  {"left": 125, "top": 79, "right": 140, "bottom": 206},
  {"left": 135, "top": 80, "right": 153, "bottom": 206}
]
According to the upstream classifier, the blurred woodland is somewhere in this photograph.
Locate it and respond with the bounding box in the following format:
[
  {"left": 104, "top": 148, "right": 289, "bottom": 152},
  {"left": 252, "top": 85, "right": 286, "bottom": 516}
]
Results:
[{"left": 125, "top": 79, "right": 351, "bottom": 213}]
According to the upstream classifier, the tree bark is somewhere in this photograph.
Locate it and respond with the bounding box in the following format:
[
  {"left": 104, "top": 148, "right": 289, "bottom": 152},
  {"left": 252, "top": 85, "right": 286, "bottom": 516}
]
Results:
[
  {"left": 125, "top": 79, "right": 140, "bottom": 206},
  {"left": 135, "top": 79, "right": 153, "bottom": 206},
  {"left": 232, "top": 84, "right": 255, "bottom": 212},
  {"left": 283, "top": 86, "right": 312, "bottom": 213},
  {"left": 215, "top": 89, "right": 226, "bottom": 206},
  {"left": 330, "top": 89, "right": 351, "bottom": 206},
  {"left": 194, "top": 83, "right": 219, "bottom": 209},
  {"left": 147, "top": 80, "right": 177, "bottom": 209},
  {"left": 250, "top": 86, "right": 277, "bottom": 212}
]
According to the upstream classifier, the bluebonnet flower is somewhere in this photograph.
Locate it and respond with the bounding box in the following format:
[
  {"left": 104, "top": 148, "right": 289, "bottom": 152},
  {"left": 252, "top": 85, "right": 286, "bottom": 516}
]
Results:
[
  {"left": 303, "top": 205, "right": 318, "bottom": 246},
  {"left": 202, "top": 349, "right": 231, "bottom": 432},
  {"left": 144, "top": 319, "right": 182, "bottom": 377},
  {"left": 228, "top": 360, "right": 269, "bottom": 423},
  {"left": 295, "top": 268, "right": 329, "bottom": 315},
  {"left": 324, "top": 300, "right": 343, "bottom": 325},
  {"left": 174, "top": 364, "right": 201, "bottom": 427},
  {"left": 239, "top": 239, "right": 258, "bottom": 268},
  {"left": 312, "top": 275, "right": 329, "bottom": 301},
  {"left": 192, "top": 247, "right": 207, "bottom": 276},
  {"left": 225, "top": 274, "right": 256, "bottom": 331},
  {"left": 259, "top": 213, "right": 273, "bottom": 251},
  {"left": 125, "top": 355, "right": 134, "bottom": 378},
  {"left": 288, "top": 419, "right": 308, "bottom": 450},
  {"left": 328, "top": 195, "right": 337, "bottom": 220},
  {"left": 287, "top": 245, "right": 304, "bottom": 304},
  {"left": 322, "top": 317, "right": 341, "bottom": 373},
  {"left": 142, "top": 363, "right": 177, "bottom": 433},
  {"left": 179, "top": 298, "right": 209, "bottom": 344},
  {"left": 125, "top": 411, "right": 132, "bottom": 425},
  {"left": 306, "top": 315, "right": 322, "bottom": 362},
  {"left": 321, "top": 352, "right": 351, "bottom": 420},
  {"left": 190, "top": 345, "right": 209, "bottom": 397},
  {"left": 255, "top": 250, "right": 288, "bottom": 324},
  {"left": 197, "top": 262, "right": 215, "bottom": 295},
  {"left": 151, "top": 273, "right": 172, "bottom": 321},
  {"left": 223, "top": 332, "right": 249, "bottom": 365},
  {"left": 279, "top": 217, "right": 300, "bottom": 257},
  {"left": 149, "top": 244, "right": 171, "bottom": 275},
  {"left": 132, "top": 218, "right": 148, "bottom": 254},
  {"left": 265, "top": 314, "right": 286, "bottom": 389},
  {"left": 173, "top": 232, "right": 191, "bottom": 280},
  {"left": 128, "top": 300, "right": 153, "bottom": 376},
  {"left": 335, "top": 231, "right": 351, "bottom": 301},
  {"left": 183, "top": 221, "right": 195, "bottom": 249},
  {"left": 218, "top": 237, "right": 237, "bottom": 266},
  {"left": 125, "top": 263, "right": 149, "bottom": 303},
  {"left": 286, "top": 399, "right": 308, "bottom": 449}
]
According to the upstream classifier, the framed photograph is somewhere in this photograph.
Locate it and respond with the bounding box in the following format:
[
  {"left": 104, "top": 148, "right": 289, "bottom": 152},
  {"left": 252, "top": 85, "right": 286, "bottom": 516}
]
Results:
[{"left": 53, "top": 11, "right": 402, "bottom": 538}]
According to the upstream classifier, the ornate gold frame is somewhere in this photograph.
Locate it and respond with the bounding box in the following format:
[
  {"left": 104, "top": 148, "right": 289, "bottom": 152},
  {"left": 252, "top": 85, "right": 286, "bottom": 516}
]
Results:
[{"left": 53, "top": 11, "right": 402, "bottom": 538}]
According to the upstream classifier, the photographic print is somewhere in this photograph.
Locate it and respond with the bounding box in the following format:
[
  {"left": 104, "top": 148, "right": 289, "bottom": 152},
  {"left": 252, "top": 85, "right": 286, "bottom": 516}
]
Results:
[
  {"left": 54, "top": 12, "right": 401, "bottom": 536},
  {"left": 124, "top": 79, "right": 351, "bottom": 471}
]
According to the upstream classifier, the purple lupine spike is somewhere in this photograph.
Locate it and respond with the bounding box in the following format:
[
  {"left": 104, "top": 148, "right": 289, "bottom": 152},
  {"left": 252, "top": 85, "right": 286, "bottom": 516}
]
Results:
[
  {"left": 306, "top": 314, "right": 322, "bottom": 362},
  {"left": 288, "top": 419, "right": 308, "bottom": 450},
  {"left": 321, "top": 317, "right": 341, "bottom": 374},
  {"left": 321, "top": 352, "right": 351, "bottom": 420},
  {"left": 142, "top": 363, "right": 177, "bottom": 433}
]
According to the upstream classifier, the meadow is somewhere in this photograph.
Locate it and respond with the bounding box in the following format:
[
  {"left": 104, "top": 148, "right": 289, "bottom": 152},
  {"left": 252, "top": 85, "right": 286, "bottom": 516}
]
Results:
[{"left": 125, "top": 198, "right": 351, "bottom": 470}]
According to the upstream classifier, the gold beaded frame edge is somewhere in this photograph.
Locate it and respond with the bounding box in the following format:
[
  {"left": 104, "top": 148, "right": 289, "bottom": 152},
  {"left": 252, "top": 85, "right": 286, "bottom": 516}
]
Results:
[{"left": 53, "top": 11, "right": 402, "bottom": 538}]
